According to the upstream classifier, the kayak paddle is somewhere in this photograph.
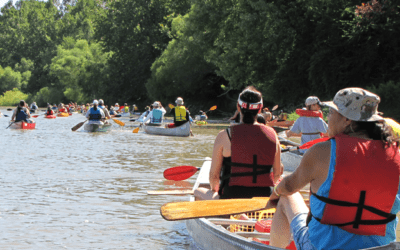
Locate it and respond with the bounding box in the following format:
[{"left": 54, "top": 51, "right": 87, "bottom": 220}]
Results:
[
  {"left": 205, "top": 105, "right": 217, "bottom": 113},
  {"left": 132, "top": 127, "right": 140, "bottom": 133},
  {"left": 281, "top": 137, "right": 330, "bottom": 152},
  {"left": 168, "top": 104, "right": 175, "bottom": 109},
  {"left": 163, "top": 166, "right": 201, "bottom": 181},
  {"left": 71, "top": 120, "right": 87, "bottom": 131},
  {"left": 112, "top": 118, "right": 125, "bottom": 126}
]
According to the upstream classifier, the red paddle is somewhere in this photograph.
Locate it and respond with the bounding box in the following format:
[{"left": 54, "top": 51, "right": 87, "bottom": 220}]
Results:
[
  {"left": 164, "top": 166, "right": 201, "bottom": 181},
  {"left": 282, "top": 137, "right": 330, "bottom": 152}
]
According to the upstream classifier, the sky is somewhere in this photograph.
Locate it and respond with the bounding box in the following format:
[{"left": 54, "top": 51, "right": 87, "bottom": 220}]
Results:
[{"left": 0, "top": 0, "right": 16, "bottom": 9}]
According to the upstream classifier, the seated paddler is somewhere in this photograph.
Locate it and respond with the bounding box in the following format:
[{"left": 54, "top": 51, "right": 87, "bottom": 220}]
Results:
[
  {"left": 11, "top": 100, "right": 34, "bottom": 123},
  {"left": 166, "top": 97, "right": 190, "bottom": 128},
  {"left": 143, "top": 101, "right": 166, "bottom": 126},
  {"left": 194, "top": 86, "right": 282, "bottom": 200},
  {"left": 286, "top": 96, "right": 328, "bottom": 153},
  {"left": 98, "top": 99, "right": 111, "bottom": 124},
  {"left": 46, "top": 105, "right": 54, "bottom": 116},
  {"left": 86, "top": 100, "right": 105, "bottom": 125},
  {"left": 269, "top": 87, "right": 400, "bottom": 250}
]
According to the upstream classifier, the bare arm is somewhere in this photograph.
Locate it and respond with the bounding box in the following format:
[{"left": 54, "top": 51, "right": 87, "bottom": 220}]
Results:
[
  {"left": 271, "top": 141, "right": 331, "bottom": 199},
  {"left": 272, "top": 134, "right": 282, "bottom": 183},
  {"left": 209, "top": 130, "right": 230, "bottom": 193}
]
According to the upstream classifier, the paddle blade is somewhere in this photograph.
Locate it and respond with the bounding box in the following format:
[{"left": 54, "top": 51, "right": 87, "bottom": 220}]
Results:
[
  {"left": 32, "top": 115, "right": 39, "bottom": 118},
  {"left": 272, "top": 105, "right": 279, "bottom": 111},
  {"left": 112, "top": 118, "right": 125, "bottom": 126},
  {"left": 132, "top": 127, "right": 139, "bottom": 133},
  {"left": 71, "top": 121, "right": 86, "bottom": 131},
  {"left": 168, "top": 104, "right": 175, "bottom": 109},
  {"left": 299, "top": 137, "right": 330, "bottom": 150},
  {"left": 163, "top": 166, "right": 199, "bottom": 181},
  {"left": 209, "top": 105, "right": 217, "bottom": 111},
  {"left": 161, "top": 197, "right": 270, "bottom": 221}
]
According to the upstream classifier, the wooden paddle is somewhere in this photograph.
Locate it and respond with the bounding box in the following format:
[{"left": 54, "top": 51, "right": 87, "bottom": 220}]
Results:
[
  {"left": 164, "top": 166, "right": 201, "bottom": 181},
  {"left": 161, "top": 197, "right": 271, "bottom": 221},
  {"left": 71, "top": 120, "right": 87, "bottom": 131},
  {"left": 112, "top": 118, "right": 125, "bottom": 126}
]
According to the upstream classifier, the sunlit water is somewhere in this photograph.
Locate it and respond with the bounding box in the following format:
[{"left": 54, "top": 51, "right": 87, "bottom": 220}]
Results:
[{"left": 0, "top": 109, "right": 218, "bottom": 249}]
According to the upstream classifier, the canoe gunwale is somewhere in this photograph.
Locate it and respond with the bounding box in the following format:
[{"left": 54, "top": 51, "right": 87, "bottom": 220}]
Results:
[{"left": 144, "top": 122, "right": 190, "bottom": 137}]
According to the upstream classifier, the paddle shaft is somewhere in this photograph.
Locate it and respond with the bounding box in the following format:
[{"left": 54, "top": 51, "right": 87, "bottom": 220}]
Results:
[
  {"left": 6, "top": 121, "right": 15, "bottom": 129},
  {"left": 71, "top": 120, "right": 87, "bottom": 131}
]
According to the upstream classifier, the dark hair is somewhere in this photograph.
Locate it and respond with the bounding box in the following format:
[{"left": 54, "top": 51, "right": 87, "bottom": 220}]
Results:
[
  {"left": 257, "top": 114, "right": 266, "bottom": 124},
  {"left": 17, "top": 100, "right": 25, "bottom": 113},
  {"left": 93, "top": 104, "right": 98, "bottom": 111},
  {"left": 238, "top": 86, "right": 262, "bottom": 124},
  {"left": 353, "top": 121, "right": 399, "bottom": 146}
]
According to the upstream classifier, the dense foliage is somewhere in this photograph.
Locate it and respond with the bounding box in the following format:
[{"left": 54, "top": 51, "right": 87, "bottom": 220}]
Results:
[{"left": 0, "top": 0, "right": 399, "bottom": 119}]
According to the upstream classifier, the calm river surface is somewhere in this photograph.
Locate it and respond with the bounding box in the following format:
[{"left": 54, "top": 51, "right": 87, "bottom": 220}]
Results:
[{"left": 0, "top": 109, "right": 218, "bottom": 250}]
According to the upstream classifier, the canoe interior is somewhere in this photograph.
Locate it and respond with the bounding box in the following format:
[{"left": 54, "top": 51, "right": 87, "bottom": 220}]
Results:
[
  {"left": 144, "top": 122, "right": 190, "bottom": 137},
  {"left": 185, "top": 158, "right": 400, "bottom": 250},
  {"left": 83, "top": 123, "right": 112, "bottom": 132}
]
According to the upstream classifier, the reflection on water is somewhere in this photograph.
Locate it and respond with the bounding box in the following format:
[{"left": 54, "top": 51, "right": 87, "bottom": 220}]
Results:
[{"left": 0, "top": 110, "right": 217, "bottom": 249}]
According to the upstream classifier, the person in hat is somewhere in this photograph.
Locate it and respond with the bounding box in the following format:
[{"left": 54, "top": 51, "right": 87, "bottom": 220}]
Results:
[
  {"left": 114, "top": 103, "right": 120, "bottom": 113},
  {"left": 98, "top": 99, "right": 111, "bottom": 122},
  {"left": 286, "top": 96, "right": 328, "bottom": 153},
  {"left": 86, "top": 100, "right": 105, "bottom": 124},
  {"left": 167, "top": 97, "right": 190, "bottom": 128},
  {"left": 143, "top": 101, "right": 166, "bottom": 125},
  {"left": 269, "top": 88, "right": 400, "bottom": 250},
  {"left": 11, "top": 100, "right": 34, "bottom": 123},
  {"left": 123, "top": 103, "right": 129, "bottom": 114},
  {"left": 194, "top": 86, "right": 282, "bottom": 200}
]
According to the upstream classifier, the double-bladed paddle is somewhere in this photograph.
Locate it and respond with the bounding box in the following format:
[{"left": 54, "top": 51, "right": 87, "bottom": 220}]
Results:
[
  {"left": 163, "top": 166, "right": 201, "bottom": 181},
  {"left": 71, "top": 120, "right": 87, "bottom": 131},
  {"left": 204, "top": 105, "right": 217, "bottom": 113}
]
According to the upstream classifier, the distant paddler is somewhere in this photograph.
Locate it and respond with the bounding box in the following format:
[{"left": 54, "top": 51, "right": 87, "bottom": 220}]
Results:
[
  {"left": 98, "top": 99, "right": 111, "bottom": 124},
  {"left": 137, "top": 105, "right": 151, "bottom": 122},
  {"left": 57, "top": 103, "right": 68, "bottom": 114},
  {"left": 286, "top": 96, "right": 328, "bottom": 153},
  {"left": 123, "top": 103, "right": 129, "bottom": 114},
  {"left": 143, "top": 101, "right": 166, "bottom": 125},
  {"left": 45, "top": 105, "right": 55, "bottom": 116},
  {"left": 86, "top": 100, "right": 105, "bottom": 125},
  {"left": 29, "top": 102, "right": 38, "bottom": 113},
  {"left": 166, "top": 97, "right": 190, "bottom": 128},
  {"left": 11, "top": 100, "right": 35, "bottom": 124}
]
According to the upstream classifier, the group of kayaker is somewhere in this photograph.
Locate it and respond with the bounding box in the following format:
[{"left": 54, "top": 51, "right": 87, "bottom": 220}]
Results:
[{"left": 193, "top": 86, "right": 400, "bottom": 250}]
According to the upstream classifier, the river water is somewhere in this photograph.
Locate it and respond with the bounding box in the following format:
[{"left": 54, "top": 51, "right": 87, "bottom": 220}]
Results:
[{"left": 0, "top": 109, "right": 218, "bottom": 249}]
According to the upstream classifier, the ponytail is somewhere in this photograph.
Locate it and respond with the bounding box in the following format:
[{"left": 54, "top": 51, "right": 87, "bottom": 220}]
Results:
[{"left": 237, "top": 86, "right": 263, "bottom": 124}]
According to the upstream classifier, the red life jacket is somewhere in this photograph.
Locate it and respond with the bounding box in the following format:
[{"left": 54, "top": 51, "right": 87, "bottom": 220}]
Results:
[
  {"left": 46, "top": 110, "right": 54, "bottom": 115},
  {"left": 312, "top": 133, "right": 400, "bottom": 236},
  {"left": 296, "top": 109, "right": 323, "bottom": 119},
  {"left": 223, "top": 124, "right": 277, "bottom": 188},
  {"left": 59, "top": 108, "right": 67, "bottom": 113}
]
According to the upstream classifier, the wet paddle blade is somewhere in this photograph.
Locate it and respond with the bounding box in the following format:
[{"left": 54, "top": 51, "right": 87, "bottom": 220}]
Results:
[
  {"left": 112, "top": 118, "right": 125, "bottom": 126},
  {"left": 163, "top": 166, "right": 200, "bottom": 181},
  {"left": 168, "top": 104, "right": 175, "bottom": 109},
  {"left": 161, "top": 197, "right": 270, "bottom": 221},
  {"left": 71, "top": 121, "right": 86, "bottom": 131},
  {"left": 132, "top": 127, "right": 139, "bottom": 133}
]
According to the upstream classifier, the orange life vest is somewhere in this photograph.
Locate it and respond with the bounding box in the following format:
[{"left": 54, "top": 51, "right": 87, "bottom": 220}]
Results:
[
  {"left": 312, "top": 133, "right": 400, "bottom": 236},
  {"left": 296, "top": 109, "right": 323, "bottom": 119},
  {"left": 223, "top": 124, "right": 276, "bottom": 188}
]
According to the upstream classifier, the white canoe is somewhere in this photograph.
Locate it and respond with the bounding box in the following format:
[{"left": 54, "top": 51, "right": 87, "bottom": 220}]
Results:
[
  {"left": 83, "top": 123, "right": 112, "bottom": 132},
  {"left": 184, "top": 158, "right": 400, "bottom": 250},
  {"left": 144, "top": 122, "right": 190, "bottom": 137}
]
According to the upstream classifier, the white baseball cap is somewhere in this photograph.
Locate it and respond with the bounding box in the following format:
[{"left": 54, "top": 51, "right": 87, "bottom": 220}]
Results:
[{"left": 305, "top": 96, "right": 321, "bottom": 106}]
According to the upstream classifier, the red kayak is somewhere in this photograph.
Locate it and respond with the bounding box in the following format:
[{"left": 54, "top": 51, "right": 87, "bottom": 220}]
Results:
[{"left": 45, "top": 115, "right": 56, "bottom": 119}]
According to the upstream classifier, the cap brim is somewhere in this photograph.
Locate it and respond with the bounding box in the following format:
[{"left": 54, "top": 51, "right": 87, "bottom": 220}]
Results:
[{"left": 321, "top": 101, "right": 338, "bottom": 111}]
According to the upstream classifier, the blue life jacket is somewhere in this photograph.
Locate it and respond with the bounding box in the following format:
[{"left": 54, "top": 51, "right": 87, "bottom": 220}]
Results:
[
  {"left": 151, "top": 109, "right": 163, "bottom": 123},
  {"left": 15, "top": 108, "right": 28, "bottom": 122},
  {"left": 99, "top": 105, "right": 105, "bottom": 110},
  {"left": 89, "top": 108, "right": 102, "bottom": 121}
]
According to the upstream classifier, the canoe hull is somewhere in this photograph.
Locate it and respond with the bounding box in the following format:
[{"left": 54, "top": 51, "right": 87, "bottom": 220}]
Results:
[
  {"left": 144, "top": 122, "right": 190, "bottom": 137},
  {"left": 83, "top": 123, "right": 112, "bottom": 132},
  {"left": 9, "top": 121, "right": 36, "bottom": 129}
]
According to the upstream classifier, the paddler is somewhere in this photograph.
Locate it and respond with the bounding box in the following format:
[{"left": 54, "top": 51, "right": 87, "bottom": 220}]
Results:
[
  {"left": 269, "top": 88, "right": 400, "bottom": 249},
  {"left": 29, "top": 102, "right": 38, "bottom": 113},
  {"left": 286, "top": 96, "right": 328, "bottom": 153},
  {"left": 45, "top": 105, "right": 54, "bottom": 116},
  {"left": 11, "top": 100, "right": 34, "bottom": 123},
  {"left": 194, "top": 86, "right": 282, "bottom": 200},
  {"left": 138, "top": 106, "right": 151, "bottom": 123},
  {"left": 98, "top": 99, "right": 111, "bottom": 123},
  {"left": 123, "top": 103, "right": 129, "bottom": 114},
  {"left": 58, "top": 103, "right": 68, "bottom": 114},
  {"left": 166, "top": 97, "right": 190, "bottom": 128},
  {"left": 114, "top": 103, "right": 120, "bottom": 113},
  {"left": 143, "top": 101, "right": 166, "bottom": 125},
  {"left": 86, "top": 100, "right": 105, "bottom": 125}
]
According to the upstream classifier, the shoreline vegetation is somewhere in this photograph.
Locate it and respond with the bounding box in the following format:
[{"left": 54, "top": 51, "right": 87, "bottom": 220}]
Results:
[{"left": 1, "top": 0, "right": 399, "bottom": 120}]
